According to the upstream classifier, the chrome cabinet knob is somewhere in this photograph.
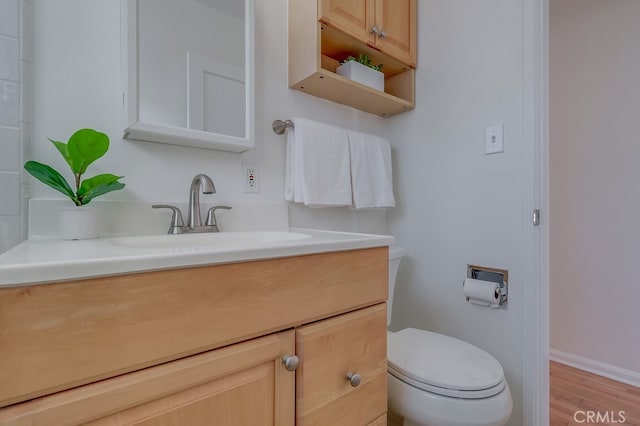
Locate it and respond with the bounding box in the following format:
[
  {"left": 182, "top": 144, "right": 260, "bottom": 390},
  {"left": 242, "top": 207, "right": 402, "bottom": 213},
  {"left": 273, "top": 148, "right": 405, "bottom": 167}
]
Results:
[
  {"left": 370, "top": 25, "right": 379, "bottom": 34},
  {"left": 282, "top": 355, "right": 300, "bottom": 371},
  {"left": 346, "top": 372, "right": 361, "bottom": 387},
  {"left": 379, "top": 29, "right": 387, "bottom": 39}
]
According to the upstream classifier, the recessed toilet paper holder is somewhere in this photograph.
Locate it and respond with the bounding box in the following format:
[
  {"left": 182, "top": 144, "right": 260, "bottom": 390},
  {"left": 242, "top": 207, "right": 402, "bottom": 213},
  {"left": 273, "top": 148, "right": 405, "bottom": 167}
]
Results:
[{"left": 466, "top": 265, "right": 509, "bottom": 307}]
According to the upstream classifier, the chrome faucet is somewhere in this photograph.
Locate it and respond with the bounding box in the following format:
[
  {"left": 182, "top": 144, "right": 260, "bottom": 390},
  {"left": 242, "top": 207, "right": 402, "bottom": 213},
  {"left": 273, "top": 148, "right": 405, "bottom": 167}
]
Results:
[
  {"left": 188, "top": 174, "right": 215, "bottom": 228},
  {"left": 152, "top": 174, "right": 231, "bottom": 234}
]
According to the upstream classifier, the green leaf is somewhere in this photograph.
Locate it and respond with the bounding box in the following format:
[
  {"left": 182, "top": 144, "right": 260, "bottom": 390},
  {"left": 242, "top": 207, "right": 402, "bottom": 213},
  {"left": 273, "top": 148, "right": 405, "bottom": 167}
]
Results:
[
  {"left": 77, "top": 174, "right": 123, "bottom": 197},
  {"left": 66, "top": 129, "right": 110, "bottom": 174},
  {"left": 24, "top": 161, "right": 79, "bottom": 205},
  {"left": 77, "top": 174, "right": 125, "bottom": 205},
  {"left": 49, "top": 138, "right": 74, "bottom": 169}
]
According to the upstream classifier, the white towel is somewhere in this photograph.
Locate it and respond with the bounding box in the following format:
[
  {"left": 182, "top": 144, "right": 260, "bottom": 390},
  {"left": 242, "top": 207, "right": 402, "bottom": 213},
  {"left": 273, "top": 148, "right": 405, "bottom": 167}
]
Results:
[
  {"left": 284, "top": 128, "right": 297, "bottom": 202},
  {"left": 347, "top": 130, "right": 396, "bottom": 210},
  {"left": 285, "top": 117, "right": 353, "bottom": 207}
]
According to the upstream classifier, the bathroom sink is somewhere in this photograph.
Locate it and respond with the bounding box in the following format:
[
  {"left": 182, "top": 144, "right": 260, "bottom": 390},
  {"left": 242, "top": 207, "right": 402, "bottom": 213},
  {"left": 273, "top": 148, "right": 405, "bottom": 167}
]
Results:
[{"left": 107, "top": 231, "right": 312, "bottom": 250}]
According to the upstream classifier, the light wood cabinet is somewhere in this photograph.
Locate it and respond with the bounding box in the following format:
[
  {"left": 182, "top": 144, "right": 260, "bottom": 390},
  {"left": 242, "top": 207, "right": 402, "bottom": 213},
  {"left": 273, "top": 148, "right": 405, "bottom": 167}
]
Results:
[
  {"left": 319, "top": 0, "right": 375, "bottom": 47},
  {"left": 319, "top": 0, "right": 416, "bottom": 67},
  {"left": 0, "top": 248, "right": 388, "bottom": 426},
  {"left": 290, "top": 0, "right": 416, "bottom": 117},
  {"left": 296, "top": 304, "right": 387, "bottom": 425},
  {"left": 373, "top": 0, "right": 417, "bottom": 67},
  {"left": 0, "top": 332, "right": 295, "bottom": 426}
]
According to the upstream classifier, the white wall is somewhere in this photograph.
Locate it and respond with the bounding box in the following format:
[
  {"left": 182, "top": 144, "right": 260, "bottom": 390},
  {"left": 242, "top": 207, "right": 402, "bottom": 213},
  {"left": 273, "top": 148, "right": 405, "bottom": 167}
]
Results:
[
  {"left": 30, "top": 0, "right": 387, "bottom": 233},
  {"left": 550, "top": 0, "right": 640, "bottom": 383},
  {"left": 0, "top": 0, "right": 30, "bottom": 254},
  {"left": 386, "top": 1, "right": 528, "bottom": 423}
]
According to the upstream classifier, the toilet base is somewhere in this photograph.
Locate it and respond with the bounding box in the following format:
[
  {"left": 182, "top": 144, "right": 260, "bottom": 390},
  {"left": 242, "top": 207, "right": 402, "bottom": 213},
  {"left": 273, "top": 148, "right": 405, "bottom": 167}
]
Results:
[{"left": 388, "top": 373, "right": 512, "bottom": 426}]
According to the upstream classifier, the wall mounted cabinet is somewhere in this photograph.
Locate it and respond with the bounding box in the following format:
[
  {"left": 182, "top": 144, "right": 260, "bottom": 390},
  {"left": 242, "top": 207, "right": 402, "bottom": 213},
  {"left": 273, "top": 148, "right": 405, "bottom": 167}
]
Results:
[
  {"left": 319, "top": 0, "right": 417, "bottom": 67},
  {"left": 289, "top": 0, "right": 416, "bottom": 117}
]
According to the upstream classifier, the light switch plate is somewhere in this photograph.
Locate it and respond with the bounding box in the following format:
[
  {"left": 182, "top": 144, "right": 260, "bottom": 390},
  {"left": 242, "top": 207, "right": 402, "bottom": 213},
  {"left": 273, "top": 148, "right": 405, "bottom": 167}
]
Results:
[{"left": 485, "top": 126, "right": 504, "bottom": 154}]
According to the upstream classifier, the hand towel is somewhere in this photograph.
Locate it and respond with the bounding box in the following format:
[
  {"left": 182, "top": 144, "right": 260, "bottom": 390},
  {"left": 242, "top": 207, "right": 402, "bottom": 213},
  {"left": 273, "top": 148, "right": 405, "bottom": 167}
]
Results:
[
  {"left": 347, "top": 130, "right": 396, "bottom": 209},
  {"left": 284, "top": 117, "right": 353, "bottom": 207},
  {"left": 284, "top": 128, "right": 297, "bottom": 202}
]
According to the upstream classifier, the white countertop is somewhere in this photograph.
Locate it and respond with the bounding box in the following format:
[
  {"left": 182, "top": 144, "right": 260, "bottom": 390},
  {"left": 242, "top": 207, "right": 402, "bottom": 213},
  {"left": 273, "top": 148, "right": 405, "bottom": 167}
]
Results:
[{"left": 0, "top": 228, "right": 394, "bottom": 287}]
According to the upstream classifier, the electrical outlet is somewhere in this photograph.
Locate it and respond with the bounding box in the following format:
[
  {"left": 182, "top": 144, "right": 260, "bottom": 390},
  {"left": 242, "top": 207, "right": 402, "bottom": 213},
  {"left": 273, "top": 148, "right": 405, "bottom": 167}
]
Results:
[{"left": 242, "top": 164, "right": 260, "bottom": 193}]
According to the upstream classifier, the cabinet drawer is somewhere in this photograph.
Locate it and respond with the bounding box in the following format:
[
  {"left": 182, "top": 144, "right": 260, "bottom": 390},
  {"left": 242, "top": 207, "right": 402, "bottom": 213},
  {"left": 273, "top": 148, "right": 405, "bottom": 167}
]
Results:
[{"left": 296, "top": 303, "right": 387, "bottom": 425}]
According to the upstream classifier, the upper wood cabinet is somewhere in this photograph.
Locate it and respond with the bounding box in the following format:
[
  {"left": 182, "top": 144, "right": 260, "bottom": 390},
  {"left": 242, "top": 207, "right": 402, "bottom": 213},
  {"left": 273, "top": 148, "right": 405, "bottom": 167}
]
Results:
[
  {"left": 319, "top": 0, "right": 417, "bottom": 67},
  {"left": 373, "top": 0, "right": 417, "bottom": 67},
  {"left": 319, "top": 0, "right": 376, "bottom": 47},
  {"left": 290, "top": 0, "right": 416, "bottom": 116}
]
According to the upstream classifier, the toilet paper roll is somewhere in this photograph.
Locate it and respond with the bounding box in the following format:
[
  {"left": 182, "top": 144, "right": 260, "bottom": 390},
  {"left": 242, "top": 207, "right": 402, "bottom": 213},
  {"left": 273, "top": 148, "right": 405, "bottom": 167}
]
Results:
[{"left": 463, "top": 278, "right": 501, "bottom": 308}]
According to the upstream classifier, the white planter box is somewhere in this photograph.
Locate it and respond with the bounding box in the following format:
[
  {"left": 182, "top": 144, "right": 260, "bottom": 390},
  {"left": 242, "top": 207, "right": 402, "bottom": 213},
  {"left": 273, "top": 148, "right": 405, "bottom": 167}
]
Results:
[
  {"left": 59, "top": 207, "right": 99, "bottom": 240},
  {"left": 336, "top": 61, "right": 384, "bottom": 92}
]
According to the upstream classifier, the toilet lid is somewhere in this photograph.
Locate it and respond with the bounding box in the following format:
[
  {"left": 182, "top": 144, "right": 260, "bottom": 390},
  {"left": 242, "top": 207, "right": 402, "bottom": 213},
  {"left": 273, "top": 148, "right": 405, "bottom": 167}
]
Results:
[{"left": 388, "top": 328, "right": 505, "bottom": 396}]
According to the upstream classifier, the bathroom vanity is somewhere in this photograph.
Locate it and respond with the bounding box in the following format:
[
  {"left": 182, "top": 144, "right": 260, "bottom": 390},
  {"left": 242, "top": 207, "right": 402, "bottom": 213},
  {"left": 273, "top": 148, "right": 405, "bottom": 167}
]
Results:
[{"left": 0, "top": 230, "right": 391, "bottom": 425}]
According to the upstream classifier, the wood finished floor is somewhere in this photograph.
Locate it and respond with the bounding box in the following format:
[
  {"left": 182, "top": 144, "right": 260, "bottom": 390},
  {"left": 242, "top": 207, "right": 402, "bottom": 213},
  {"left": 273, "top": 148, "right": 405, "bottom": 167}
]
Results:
[{"left": 550, "top": 361, "right": 640, "bottom": 425}]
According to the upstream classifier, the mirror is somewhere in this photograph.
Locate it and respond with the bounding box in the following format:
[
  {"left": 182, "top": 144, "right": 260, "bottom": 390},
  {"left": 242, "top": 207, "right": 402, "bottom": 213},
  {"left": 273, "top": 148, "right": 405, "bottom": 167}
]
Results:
[{"left": 122, "top": 0, "right": 255, "bottom": 152}]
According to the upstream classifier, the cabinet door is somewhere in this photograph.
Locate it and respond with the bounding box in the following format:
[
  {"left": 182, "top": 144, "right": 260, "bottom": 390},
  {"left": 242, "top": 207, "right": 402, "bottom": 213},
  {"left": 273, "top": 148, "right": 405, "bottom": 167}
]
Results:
[
  {"left": 0, "top": 332, "right": 295, "bottom": 426},
  {"left": 296, "top": 304, "right": 387, "bottom": 426},
  {"left": 374, "top": 0, "right": 417, "bottom": 67},
  {"left": 319, "top": 0, "right": 376, "bottom": 45}
]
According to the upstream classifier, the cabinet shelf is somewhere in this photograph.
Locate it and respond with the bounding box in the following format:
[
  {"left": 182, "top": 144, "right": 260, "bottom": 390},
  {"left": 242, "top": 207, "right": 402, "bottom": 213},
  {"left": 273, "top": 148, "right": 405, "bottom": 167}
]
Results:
[
  {"left": 320, "top": 24, "right": 413, "bottom": 78},
  {"left": 292, "top": 68, "right": 414, "bottom": 117}
]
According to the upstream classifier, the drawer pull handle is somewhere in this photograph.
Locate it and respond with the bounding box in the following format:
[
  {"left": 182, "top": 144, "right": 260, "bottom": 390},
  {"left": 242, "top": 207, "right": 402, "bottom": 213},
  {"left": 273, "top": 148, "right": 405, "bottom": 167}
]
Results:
[
  {"left": 346, "top": 372, "right": 361, "bottom": 387},
  {"left": 282, "top": 355, "right": 300, "bottom": 371}
]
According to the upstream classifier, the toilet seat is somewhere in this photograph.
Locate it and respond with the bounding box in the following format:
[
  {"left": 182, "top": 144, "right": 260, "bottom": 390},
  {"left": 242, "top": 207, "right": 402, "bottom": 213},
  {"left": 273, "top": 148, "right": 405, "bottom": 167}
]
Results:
[{"left": 388, "top": 328, "right": 506, "bottom": 399}]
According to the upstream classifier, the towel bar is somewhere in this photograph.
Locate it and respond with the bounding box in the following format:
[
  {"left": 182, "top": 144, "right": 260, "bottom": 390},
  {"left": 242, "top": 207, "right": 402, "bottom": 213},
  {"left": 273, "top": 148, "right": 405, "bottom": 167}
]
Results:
[{"left": 272, "top": 119, "right": 294, "bottom": 135}]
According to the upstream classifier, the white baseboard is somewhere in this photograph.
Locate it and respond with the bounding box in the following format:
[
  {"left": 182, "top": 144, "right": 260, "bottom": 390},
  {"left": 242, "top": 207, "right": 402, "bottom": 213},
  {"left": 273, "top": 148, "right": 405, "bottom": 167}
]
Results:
[{"left": 550, "top": 349, "right": 640, "bottom": 388}]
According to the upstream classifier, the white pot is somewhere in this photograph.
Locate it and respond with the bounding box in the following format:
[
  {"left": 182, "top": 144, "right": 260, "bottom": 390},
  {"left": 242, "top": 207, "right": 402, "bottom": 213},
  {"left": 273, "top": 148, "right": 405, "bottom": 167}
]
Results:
[
  {"left": 336, "top": 60, "right": 385, "bottom": 92},
  {"left": 59, "top": 207, "right": 99, "bottom": 240}
]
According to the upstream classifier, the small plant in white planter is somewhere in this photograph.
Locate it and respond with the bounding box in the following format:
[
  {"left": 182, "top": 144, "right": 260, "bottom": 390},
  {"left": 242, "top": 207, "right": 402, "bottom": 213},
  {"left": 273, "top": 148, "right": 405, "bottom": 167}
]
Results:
[
  {"left": 24, "top": 128, "right": 125, "bottom": 240},
  {"left": 341, "top": 54, "right": 384, "bottom": 72},
  {"left": 336, "top": 54, "right": 385, "bottom": 91}
]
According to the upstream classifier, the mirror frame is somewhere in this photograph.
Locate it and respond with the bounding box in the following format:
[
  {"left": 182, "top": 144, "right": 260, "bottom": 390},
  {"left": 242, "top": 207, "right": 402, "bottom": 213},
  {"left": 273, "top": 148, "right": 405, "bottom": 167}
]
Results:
[{"left": 121, "top": 0, "right": 255, "bottom": 152}]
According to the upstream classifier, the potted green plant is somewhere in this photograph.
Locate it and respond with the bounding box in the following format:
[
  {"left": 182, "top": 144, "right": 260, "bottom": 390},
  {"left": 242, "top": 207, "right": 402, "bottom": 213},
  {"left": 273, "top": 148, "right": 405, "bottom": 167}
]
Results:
[
  {"left": 336, "top": 54, "right": 384, "bottom": 91},
  {"left": 24, "top": 128, "right": 125, "bottom": 240}
]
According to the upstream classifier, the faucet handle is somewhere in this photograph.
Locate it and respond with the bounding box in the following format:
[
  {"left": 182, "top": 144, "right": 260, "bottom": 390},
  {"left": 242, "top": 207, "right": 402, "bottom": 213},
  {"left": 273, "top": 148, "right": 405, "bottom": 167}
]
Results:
[
  {"left": 152, "top": 205, "right": 185, "bottom": 234},
  {"left": 205, "top": 205, "right": 232, "bottom": 229}
]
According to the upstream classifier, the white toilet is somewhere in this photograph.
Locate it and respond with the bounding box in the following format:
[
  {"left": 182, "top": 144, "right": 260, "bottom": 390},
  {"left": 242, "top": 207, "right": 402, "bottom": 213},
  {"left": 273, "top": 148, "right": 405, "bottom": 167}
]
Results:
[{"left": 386, "top": 246, "right": 513, "bottom": 426}]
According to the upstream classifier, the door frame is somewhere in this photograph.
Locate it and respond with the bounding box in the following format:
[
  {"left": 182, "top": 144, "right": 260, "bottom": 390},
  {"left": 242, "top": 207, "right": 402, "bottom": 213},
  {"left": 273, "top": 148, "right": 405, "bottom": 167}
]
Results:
[{"left": 523, "top": 0, "right": 550, "bottom": 424}]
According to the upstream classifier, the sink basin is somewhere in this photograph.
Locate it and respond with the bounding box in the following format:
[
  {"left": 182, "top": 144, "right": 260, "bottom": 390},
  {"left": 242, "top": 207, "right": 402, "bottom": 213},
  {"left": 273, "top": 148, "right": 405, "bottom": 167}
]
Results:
[{"left": 107, "top": 231, "right": 312, "bottom": 250}]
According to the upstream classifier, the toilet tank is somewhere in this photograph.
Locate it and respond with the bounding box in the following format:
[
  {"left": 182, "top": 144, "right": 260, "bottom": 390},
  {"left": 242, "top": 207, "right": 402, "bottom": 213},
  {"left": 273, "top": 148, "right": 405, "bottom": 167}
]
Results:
[{"left": 388, "top": 245, "right": 405, "bottom": 327}]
